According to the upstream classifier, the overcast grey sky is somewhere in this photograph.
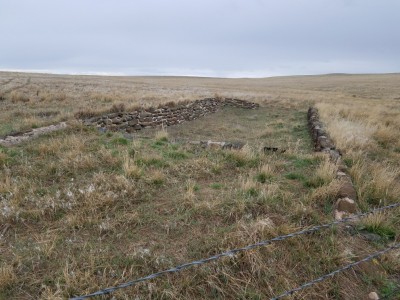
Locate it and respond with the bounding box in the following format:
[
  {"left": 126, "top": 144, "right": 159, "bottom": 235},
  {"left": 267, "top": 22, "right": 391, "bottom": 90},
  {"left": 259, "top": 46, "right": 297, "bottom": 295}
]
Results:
[{"left": 0, "top": 0, "right": 399, "bottom": 77}]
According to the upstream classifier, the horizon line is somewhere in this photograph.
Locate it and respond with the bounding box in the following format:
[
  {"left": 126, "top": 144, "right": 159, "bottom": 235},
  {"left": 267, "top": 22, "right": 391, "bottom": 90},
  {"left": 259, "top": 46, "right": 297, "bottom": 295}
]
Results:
[{"left": 0, "top": 68, "right": 399, "bottom": 79}]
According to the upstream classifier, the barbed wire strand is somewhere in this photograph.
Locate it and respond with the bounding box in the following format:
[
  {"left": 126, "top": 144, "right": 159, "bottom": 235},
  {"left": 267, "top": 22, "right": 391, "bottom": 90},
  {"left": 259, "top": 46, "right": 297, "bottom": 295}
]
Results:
[
  {"left": 70, "top": 202, "right": 400, "bottom": 300},
  {"left": 272, "top": 243, "right": 400, "bottom": 299}
]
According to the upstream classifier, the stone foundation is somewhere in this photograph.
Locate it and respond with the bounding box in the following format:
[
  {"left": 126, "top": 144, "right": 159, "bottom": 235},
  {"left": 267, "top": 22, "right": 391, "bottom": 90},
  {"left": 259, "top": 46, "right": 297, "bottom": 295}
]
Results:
[
  {"left": 83, "top": 98, "right": 259, "bottom": 132},
  {"left": 308, "top": 107, "right": 358, "bottom": 219}
]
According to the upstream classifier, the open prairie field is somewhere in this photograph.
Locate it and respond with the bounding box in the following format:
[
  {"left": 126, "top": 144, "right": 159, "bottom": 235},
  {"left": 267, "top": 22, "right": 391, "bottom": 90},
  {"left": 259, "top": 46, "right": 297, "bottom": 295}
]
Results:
[{"left": 0, "top": 72, "right": 399, "bottom": 299}]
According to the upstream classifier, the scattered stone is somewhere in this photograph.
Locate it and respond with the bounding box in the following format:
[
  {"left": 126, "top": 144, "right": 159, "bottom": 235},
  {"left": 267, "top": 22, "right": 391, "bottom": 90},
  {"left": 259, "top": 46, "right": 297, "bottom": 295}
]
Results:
[
  {"left": 360, "top": 232, "right": 383, "bottom": 243},
  {"left": 189, "top": 140, "right": 245, "bottom": 150},
  {"left": 335, "top": 197, "right": 357, "bottom": 214},
  {"left": 0, "top": 122, "right": 67, "bottom": 146},
  {"left": 128, "top": 119, "right": 139, "bottom": 126},
  {"left": 263, "top": 146, "right": 286, "bottom": 153},
  {"left": 308, "top": 107, "right": 359, "bottom": 219},
  {"left": 338, "top": 180, "right": 358, "bottom": 200},
  {"left": 368, "top": 292, "right": 380, "bottom": 300}
]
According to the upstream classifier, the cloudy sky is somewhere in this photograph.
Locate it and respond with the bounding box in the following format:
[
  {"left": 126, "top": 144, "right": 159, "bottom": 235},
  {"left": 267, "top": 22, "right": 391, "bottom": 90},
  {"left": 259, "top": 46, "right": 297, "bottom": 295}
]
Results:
[{"left": 0, "top": 0, "right": 399, "bottom": 77}]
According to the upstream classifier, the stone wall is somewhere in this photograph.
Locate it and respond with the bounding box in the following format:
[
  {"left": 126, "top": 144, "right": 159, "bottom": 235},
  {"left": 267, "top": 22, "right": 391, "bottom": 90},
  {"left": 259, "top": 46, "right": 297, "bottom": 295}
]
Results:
[
  {"left": 0, "top": 122, "right": 67, "bottom": 147},
  {"left": 307, "top": 107, "right": 358, "bottom": 220},
  {"left": 83, "top": 98, "right": 259, "bottom": 132}
]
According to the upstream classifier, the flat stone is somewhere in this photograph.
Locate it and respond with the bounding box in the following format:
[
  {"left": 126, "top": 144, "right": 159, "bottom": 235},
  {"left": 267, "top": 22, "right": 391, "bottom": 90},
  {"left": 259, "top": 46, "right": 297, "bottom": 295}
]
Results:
[
  {"left": 140, "top": 112, "right": 152, "bottom": 117},
  {"left": 360, "top": 232, "right": 383, "bottom": 243},
  {"left": 368, "top": 292, "right": 379, "bottom": 300},
  {"left": 111, "top": 118, "right": 122, "bottom": 125},
  {"left": 338, "top": 180, "right": 358, "bottom": 200},
  {"left": 336, "top": 197, "right": 357, "bottom": 214},
  {"left": 128, "top": 119, "right": 139, "bottom": 126}
]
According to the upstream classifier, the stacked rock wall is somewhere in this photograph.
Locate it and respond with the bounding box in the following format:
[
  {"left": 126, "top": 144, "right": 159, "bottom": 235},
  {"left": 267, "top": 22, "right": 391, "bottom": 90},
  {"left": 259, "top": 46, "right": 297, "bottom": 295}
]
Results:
[
  {"left": 83, "top": 98, "right": 259, "bottom": 132},
  {"left": 307, "top": 107, "right": 359, "bottom": 219}
]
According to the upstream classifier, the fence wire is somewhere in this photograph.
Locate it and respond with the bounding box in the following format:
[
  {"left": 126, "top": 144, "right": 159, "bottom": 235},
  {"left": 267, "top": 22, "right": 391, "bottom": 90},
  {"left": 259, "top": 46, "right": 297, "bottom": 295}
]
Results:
[
  {"left": 70, "top": 202, "right": 400, "bottom": 300},
  {"left": 272, "top": 243, "right": 400, "bottom": 299}
]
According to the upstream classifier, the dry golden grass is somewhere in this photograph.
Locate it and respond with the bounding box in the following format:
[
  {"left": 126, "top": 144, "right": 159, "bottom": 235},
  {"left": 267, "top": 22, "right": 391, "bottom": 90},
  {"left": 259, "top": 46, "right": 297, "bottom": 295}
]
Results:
[
  {"left": 0, "top": 265, "right": 16, "bottom": 289},
  {"left": 316, "top": 98, "right": 400, "bottom": 208},
  {"left": 122, "top": 151, "right": 142, "bottom": 179},
  {"left": 155, "top": 128, "right": 169, "bottom": 141},
  {"left": 0, "top": 72, "right": 399, "bottom": 299},
  {"left": 315, "top": 155, "right": 338, "bottom": 185}
]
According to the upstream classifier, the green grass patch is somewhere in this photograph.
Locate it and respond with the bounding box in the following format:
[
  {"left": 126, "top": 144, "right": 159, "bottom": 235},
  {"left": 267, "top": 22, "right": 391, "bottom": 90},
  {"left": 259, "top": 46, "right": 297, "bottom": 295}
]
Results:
[
  {"left": 224, "top": 151, "right": 259, "bottom": 168},
  {"left": 380, "top": 281, "right": 400, "bottom": 299},
  {"left": 112, "top": 137, "right": 129, "bottom": 146},
  {"left": 244, "top": 187, "right": 259, "bottom": 198},
  {"left": 303, "top": 176, "right": 324, "bottom": 188},
  {"left": 285, "top": 172, "right": 306, "bottom": 181},
  {"left": 210, "top": 183, "right": 223, "bottom": 189},
  {"left": 255, "top": 172, "right": 272, "bottom": 183},
  {"left": 343, "top": 158, "right": 354, "bottom": 168},
  {"left": 136, "top": 157, "right": 169, "bottom": 168},
  {"left": 165, "top": 150, "right": 188, "bottom": 160},
  {"left": 151, "top": 140, "right": 166, "bottom": 148},
  {"left": 292, "top": 157, "right": 317, "bottom": 168},
  {"left": 360, "top": 224, "right": 396, "bottom": 240}
]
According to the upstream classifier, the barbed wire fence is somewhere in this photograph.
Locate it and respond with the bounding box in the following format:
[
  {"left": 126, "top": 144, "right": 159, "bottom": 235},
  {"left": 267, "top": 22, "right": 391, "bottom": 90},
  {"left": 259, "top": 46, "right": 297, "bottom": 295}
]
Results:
[
  {"left": 70, "top": 202, "right": 400, "bottom": 300},
  {"left": 271, "top": 243, "right": 400, "bottom": 299}
]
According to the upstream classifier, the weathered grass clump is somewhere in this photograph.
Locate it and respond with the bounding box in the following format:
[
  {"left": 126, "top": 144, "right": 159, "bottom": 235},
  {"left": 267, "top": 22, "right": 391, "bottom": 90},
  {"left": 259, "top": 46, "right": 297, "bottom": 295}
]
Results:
[
  {"left": 122, "top": 151, "right": 142, "bottom": 179},
  {"left": 359, "top": 213, "right": 396, "bottom": 240},
  {"left": 0, "top": 264, "right": 16, "bottom": 289},
  {"left": 10, "top": 91, "right": 29, "bottom": 103},
  {"left": 155, "top": 128, "right": 169, "bottom": 141}
]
